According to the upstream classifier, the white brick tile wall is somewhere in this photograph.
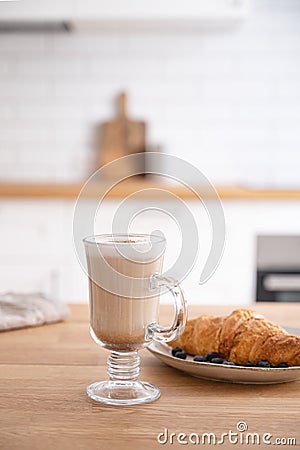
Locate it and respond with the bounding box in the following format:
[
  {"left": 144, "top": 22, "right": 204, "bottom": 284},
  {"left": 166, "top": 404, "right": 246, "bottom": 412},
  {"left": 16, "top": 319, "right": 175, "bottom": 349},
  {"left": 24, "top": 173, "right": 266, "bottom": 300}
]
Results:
[
  {"left": 0, "top": 0, "right": 299, "bottom": 186},
  {"left": 0, "top": 80, "right": 48, "bottom": 99},
  {"left": 0, "top": 35, "right": 46, "bottom": 55}
]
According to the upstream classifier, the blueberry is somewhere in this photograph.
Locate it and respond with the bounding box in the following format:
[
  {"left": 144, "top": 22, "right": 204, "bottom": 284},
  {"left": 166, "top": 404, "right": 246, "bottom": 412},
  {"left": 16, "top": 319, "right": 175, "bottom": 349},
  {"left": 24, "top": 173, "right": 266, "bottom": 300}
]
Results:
[
  {"left": 244, "top": 361, "right": 255, "bottom": 367},
  {"left": 223, "top": 361, "right": 236, "bottom": 366},
  {"left": 175, "top": 351, "right": 187, "bottom": 360},
  {"left": 256, "top": 360, "right": 271, "bottom": 368},
  {"left": 276, "top": 362, "right": 289, "bottom": 368},
  {"left": 193, "top": 355, "right": 206, "bottom": 362},
  {"left": 206, "top": 352, "right": 220, "bottom": 362},
  {"left": 171, "top": 347, "right": 182, "bottom": 356},
  {"left": 211, "top": 357, "right": 224, "bottom": 364}
]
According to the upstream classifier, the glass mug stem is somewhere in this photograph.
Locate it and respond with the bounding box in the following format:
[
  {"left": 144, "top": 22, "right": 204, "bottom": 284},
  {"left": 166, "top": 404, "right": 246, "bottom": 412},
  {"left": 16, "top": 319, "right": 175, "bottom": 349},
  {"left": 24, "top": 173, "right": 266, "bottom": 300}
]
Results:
[{"left": 107, "top": 351, "right": 140, "bottom": 381}]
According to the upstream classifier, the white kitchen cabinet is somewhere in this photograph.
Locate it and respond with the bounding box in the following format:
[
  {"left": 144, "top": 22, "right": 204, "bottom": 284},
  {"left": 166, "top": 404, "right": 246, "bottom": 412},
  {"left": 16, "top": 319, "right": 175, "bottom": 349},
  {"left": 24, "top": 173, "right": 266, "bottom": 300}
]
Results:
[
  {"left": 74, "top": 0, "right": 248, "bottom": 21},
  {"left": 0, "top": 0, "right": 249, "bottom": 26},
  {"left": 0, "top": 198, "right": 299, "bottom": 305},
  {"left": 0, "top": 0, "right": 74, "bottom": 20}
]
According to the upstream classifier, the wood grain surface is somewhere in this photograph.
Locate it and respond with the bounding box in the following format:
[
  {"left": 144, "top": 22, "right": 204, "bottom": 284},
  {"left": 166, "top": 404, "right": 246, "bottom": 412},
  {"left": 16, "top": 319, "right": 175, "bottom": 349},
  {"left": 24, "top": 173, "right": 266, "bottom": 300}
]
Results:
[
  {"left": 1, "top": 181, "right": 300, "bottom": 200},
  {"left": 99, "top": 92, "right": 146, "bottom": 177},
  {"left": 0, "top": 304, "right": 299, "bottom": 450}
]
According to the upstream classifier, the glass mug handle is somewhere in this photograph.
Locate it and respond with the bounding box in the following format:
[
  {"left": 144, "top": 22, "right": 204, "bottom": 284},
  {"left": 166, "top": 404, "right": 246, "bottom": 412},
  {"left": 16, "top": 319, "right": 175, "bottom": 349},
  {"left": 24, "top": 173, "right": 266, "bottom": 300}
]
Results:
[{"left": 147, "top": 273, "right": 187, "bottom": 343}]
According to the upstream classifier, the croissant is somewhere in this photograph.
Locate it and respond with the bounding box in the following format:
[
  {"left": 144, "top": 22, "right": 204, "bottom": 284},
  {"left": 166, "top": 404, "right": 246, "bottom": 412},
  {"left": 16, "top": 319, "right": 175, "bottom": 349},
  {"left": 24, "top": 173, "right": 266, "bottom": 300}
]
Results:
[{"left": 170, "top": 309, "right": 300, "bottom": 367}]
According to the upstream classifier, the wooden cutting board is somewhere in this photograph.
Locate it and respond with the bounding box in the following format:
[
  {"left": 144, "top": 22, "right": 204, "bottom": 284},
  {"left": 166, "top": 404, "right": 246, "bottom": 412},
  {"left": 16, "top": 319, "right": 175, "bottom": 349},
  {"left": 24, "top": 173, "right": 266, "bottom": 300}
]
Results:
[{"left": 99, "top": 92, "right": 146, "bottom": 177}]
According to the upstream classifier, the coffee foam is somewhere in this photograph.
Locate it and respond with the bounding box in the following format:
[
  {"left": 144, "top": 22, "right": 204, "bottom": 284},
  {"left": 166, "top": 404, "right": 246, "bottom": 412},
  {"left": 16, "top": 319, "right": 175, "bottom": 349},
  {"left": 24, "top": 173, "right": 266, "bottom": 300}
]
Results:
[{"left": 85, "top": 239, "right": 164, "bottom": 263}]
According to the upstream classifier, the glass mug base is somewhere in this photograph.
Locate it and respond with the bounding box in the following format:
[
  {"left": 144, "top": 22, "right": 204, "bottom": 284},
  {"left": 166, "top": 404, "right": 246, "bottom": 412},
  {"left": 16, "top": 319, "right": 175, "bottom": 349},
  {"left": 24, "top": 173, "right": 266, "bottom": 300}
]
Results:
[{"left": 86, "top": 380, "right": 161, "bottom": 406}]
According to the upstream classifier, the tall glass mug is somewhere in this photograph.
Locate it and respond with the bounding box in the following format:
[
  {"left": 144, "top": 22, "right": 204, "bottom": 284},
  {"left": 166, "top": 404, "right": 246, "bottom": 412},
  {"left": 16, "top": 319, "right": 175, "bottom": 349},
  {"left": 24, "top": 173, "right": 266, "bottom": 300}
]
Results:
[{"left": 83, "top": 233, "right": 187, "bottom": 405}]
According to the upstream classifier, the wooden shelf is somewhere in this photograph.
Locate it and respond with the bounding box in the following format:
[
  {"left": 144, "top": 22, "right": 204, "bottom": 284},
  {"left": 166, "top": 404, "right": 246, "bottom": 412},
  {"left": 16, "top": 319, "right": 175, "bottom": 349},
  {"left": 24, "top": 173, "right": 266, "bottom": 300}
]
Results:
[{"left": 0, "top": 181, "right": 300, "bottom": 200}]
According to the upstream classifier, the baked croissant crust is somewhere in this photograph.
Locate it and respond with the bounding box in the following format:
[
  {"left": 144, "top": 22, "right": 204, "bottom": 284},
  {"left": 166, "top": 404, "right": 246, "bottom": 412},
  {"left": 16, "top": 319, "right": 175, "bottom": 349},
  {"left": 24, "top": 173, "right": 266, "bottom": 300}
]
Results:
[{"left": 170, "top": 309, "right": 300, "bottom": 366}]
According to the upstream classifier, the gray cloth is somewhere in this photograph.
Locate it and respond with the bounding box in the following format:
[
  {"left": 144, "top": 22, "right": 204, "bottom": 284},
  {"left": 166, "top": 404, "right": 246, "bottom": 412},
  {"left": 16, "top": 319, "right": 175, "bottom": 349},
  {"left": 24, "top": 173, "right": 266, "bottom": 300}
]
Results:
[{"left": 0, "top": 292, "right": 70, "bottom": 331}]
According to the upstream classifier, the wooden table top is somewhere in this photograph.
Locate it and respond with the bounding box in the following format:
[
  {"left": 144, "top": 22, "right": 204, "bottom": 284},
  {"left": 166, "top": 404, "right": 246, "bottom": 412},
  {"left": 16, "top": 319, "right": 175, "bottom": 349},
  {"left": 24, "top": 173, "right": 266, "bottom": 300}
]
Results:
[
  {"left": 1, "top": 303, "right": 300, "bottom": 450},
  {"left": 2, "top": 181, "right": 300, "bottom": 200}
]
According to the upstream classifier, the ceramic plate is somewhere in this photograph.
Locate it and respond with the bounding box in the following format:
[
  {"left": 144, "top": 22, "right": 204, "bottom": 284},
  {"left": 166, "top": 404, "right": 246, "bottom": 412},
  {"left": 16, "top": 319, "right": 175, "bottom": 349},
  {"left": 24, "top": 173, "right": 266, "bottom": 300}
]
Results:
[{"left": 148, "top": 341, "right": 300, "bottom": 384}]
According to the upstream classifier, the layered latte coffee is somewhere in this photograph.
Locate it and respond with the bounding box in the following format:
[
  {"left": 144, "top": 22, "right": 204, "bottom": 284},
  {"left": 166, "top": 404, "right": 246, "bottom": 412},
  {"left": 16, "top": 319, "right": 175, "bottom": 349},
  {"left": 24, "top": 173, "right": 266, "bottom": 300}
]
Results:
[{"left": 85, "top": 238, "right": 164, "bottom": 351}]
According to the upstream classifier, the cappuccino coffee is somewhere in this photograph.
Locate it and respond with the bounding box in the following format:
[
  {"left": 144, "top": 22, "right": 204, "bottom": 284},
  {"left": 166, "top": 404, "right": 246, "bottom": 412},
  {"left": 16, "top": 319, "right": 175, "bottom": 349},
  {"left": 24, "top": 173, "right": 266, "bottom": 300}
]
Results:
[{"left": 85, "top": 238, "right": 164, "bottom": 351}]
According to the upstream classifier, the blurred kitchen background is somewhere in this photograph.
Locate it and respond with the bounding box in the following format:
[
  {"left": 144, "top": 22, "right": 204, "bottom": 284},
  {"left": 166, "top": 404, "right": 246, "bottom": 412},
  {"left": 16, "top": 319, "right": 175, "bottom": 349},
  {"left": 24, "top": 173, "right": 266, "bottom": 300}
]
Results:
[{"left": 0, "top": 0, "right": 300, "bottom": 304}]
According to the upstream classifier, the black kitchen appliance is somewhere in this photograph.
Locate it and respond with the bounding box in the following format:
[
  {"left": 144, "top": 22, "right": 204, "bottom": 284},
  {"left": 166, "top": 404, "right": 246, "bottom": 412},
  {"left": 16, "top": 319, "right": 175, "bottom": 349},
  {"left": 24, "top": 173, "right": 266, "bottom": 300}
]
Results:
[{"left": 256, "top": 235, "right": 300, "bottom": 302}]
